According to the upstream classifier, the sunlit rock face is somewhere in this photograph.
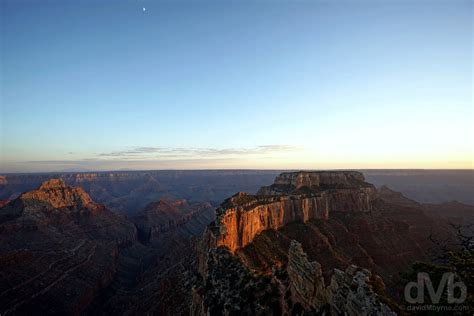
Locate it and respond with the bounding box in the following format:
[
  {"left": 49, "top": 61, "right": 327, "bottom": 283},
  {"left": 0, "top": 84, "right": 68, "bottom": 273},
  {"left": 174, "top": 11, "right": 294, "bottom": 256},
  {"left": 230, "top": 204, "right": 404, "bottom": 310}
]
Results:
[
  {"left": 194, "top": 171, "right": 447, "bottom": 315},
  {"left": 207, "top": 171, "right": 377, "bottom": 253},
  {"left": 20, "top": 178, "right": 93, "bottom": 210}
]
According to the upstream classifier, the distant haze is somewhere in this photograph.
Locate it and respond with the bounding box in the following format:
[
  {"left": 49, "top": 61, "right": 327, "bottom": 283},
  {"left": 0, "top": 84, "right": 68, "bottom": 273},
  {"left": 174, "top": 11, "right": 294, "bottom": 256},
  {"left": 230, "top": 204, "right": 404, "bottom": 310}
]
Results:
[{"left": 1, "top": 0, "right": 472, "bottom": 172}]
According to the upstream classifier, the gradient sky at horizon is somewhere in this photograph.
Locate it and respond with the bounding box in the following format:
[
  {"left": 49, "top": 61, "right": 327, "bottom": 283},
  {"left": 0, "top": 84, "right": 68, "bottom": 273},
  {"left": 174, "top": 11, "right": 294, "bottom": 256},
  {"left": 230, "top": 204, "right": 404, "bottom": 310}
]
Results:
[{"left": 1, "top": 0, "right": 472, "bottom": 172}]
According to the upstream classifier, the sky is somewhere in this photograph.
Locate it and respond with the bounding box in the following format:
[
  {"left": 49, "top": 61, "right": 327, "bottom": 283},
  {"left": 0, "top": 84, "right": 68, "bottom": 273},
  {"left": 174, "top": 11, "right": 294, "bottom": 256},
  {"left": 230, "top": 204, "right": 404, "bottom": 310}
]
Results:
[{"left": 1, "top": 0, "right": 472, "bottom": 172}]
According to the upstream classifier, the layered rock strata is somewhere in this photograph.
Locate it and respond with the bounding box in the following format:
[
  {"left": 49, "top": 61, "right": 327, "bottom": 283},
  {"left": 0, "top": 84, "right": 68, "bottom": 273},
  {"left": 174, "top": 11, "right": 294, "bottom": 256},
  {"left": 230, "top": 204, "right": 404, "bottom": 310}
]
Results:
[
  {"left": 287, "top": 240, "right": 395, "bottom": 315},
  {"left": 205, "top": 171, "right": 377, "bottom": 253},
  {"left": 287, "top": 240, "right": 326, "bottom": 310},
  {"left": 258, "top": 171, "right": 372, "bottom": 194},
  {"left": 327, "top": 265, "right": 396, "bottom": 316},
  {"left": 133, "top": 199, "right": 214, "bottom": 243},
  {"left": 20, "top": 178, "right": 93, "bottom": 209},
  {"left": 194, "top": 171, "right": 447, "bottom": 315},
  {"left": 0, "top": 180, "right": 137, "bottom": 315}
]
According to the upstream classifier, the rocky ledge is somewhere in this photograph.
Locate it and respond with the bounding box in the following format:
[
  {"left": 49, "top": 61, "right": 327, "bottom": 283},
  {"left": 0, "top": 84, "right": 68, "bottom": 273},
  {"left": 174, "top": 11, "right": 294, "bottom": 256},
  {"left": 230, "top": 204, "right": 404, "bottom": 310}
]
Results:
[
  {"left": 193, "top": 240, "right": 396, "bottom": 315},
  {"left": 287, "top": 240, "right": 396, "bottom": 315},
  {"left": 204, "top": 171, "right": 377, "bottom": 253}
]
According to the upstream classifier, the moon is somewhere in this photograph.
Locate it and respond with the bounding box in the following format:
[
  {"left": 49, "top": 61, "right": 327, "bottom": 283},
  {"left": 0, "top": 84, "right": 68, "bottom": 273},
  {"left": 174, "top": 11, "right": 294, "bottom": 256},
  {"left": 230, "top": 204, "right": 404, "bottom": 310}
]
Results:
[{"left": 142, "top": 7, "right": 146, "bottom": 12}]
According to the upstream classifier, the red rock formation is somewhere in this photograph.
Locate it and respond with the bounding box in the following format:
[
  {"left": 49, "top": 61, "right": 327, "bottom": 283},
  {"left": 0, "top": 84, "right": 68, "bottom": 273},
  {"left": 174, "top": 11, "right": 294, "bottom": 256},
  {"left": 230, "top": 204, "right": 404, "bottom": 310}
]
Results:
[
  {"left": 21, "top": 178, "right": 93, "bottom": 209},
  {"left": 259, "top": 171, "right": 370, "bottom": 194},
  {"left": 207, "top": 171, "right": 377, "bottom": 253},
  {"left": 0, "top": 179, "right": 137, "bottom": 315},
  {"left": 195, "top": 171, "right": 453, "bottom": 314}
]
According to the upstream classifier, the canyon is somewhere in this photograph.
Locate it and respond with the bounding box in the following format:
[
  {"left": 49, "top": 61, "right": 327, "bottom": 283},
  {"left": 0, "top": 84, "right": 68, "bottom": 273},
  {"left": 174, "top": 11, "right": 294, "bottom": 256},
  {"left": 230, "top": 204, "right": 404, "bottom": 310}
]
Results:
[
  {"left": 0, "top": 170, "right": 472, "bottom": 315},
  {"left": 1, "top": 170, "right": 472, "bottom": 215},
  {"left": 0, "top": 179, "right": 137, "bottom": 314},
  {"left": 0, "top": 171, "right": 280, "bottom": 215},
  {"left": 0, "top": 179, "right": 213, "bottom": 315}
]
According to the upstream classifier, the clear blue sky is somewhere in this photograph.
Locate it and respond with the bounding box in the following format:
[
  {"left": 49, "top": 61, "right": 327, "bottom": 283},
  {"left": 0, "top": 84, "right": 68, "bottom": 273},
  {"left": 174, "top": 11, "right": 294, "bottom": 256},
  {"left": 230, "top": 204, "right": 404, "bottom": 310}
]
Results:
[{"left": 1, "top": 0, "right": 472, "bottom": 172}]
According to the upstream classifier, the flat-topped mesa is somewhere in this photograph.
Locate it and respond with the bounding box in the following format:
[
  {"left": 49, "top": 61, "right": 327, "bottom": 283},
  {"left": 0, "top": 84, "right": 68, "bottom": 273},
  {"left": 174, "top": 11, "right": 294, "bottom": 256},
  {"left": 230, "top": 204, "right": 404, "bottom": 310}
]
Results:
[
  {"left": 206, "top": 171, "right": 377, "bottom": 254},
  {"left": 20, "top": 178, "right": 93, "bottom": 209},
  {"left": 257, "top": 171, "right": 371, "bottom": 195}
]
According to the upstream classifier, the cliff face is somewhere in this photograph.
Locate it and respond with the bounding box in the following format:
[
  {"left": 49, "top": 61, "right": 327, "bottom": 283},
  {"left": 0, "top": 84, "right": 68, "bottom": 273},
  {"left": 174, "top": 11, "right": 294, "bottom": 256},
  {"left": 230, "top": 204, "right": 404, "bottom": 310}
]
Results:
[
  {"left": 287, "top": 240, "right": 326, "bottom": 310},
  {"left": 326, "top": 265, "right": 396, "bottom": 316},
  {"left": 207, "top": 171, "right": 376, "bottom": 253},
  {"left": 194, "top": 171, "right": 449, "bottom": 315},
  {"left": 194, "top": 238, "right": 397, "bottom": 315},
  {"left": 287, "top": 241, "right": 395, "bottom": 315}
]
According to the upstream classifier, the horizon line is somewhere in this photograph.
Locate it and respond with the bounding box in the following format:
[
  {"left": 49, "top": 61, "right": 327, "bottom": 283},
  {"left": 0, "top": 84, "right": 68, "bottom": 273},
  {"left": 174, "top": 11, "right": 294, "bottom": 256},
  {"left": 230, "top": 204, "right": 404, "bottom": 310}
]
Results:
[{"left": 1, "top": 167, "right": 473, "bottom": 175}]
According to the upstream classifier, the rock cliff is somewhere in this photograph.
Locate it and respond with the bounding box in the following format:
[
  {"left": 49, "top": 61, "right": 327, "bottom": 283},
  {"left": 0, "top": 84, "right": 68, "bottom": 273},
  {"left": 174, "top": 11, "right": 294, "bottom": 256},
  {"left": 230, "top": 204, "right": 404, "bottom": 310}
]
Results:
[
  {"left": 194, "top": 171, "right": 449, "bottom": 315},
  {"left": 205, "top": 171, "right": 376, "bottom": 253},
  {"left": 1, "top": 171, "right": 463, "bottom": 315},
  {"left": 287, "top": 240, "right": 326, "bottom": 310},
  {"left": 287, "top": 240, "right": 395, "bottom": 315},
  {"left": 327, "top": 265, "right": 396, "bottom": 316},
  {"left": 194, "top": 239, "right": 396, "bottom": 315},
  {"left": 258, "top": 171, "right": 371, "bottom": 194}
]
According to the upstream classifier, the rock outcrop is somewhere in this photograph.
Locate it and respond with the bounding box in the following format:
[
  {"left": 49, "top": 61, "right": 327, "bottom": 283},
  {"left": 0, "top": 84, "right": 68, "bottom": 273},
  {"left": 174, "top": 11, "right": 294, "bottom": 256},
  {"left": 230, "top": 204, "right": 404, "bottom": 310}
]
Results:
[
  {"left": 205, "top": 171, "right": 376, "bottom": 253},
  {"left": 258, "top": 171, "right": 372, "bottom": 194},
  {"left": 327, "top": 265, "right": 396, "bottom": 316},
  {"left": 0, "top": 178, "right": 97, "bottom": 222},
  {"left": 287, "top": 240, "right": 326, "bottom": 310},
  {"left": 194, "top": 171, "right": 450, "bottom": 315},
  {"left": 0, "top": 179, "right": 137, "bottom": 315},
  {"left": 19, "top": 178, "right": 93, "bottom": 209},
  {"left": 1, "top": 171, "right": 465, "bottom": 315},
  {"left": 194, "top": 239, "right": 396, "bottom": 315},
  {"left": 287, "top": 241, "right": 396, "bottom": 315}
]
